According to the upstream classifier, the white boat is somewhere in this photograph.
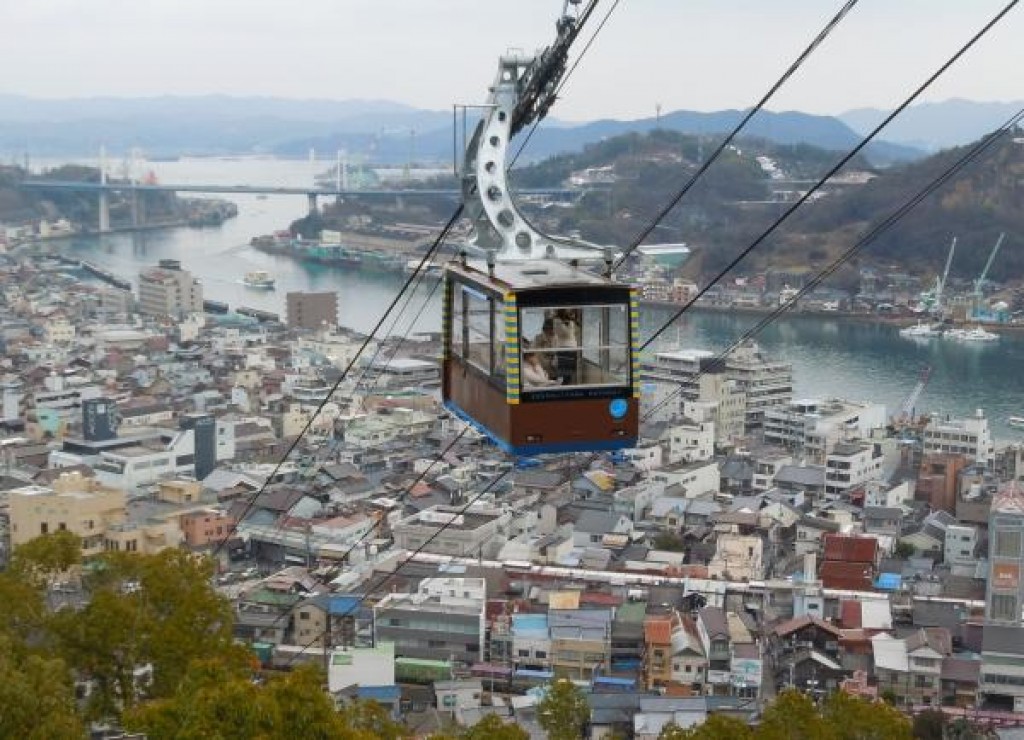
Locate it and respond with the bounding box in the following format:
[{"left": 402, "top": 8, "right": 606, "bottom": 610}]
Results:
[
  {"left": 947, "top": 326, "right": 999, "bottom": 342},
  {"left": 242, "top": 270, "right": 276, "bottom": 289},
  {"left": 1008, "top": 416, "right": 1024, "bottom": 429},
  {"left": 899, "top": 322, "right": 943, "bottom": 338}
]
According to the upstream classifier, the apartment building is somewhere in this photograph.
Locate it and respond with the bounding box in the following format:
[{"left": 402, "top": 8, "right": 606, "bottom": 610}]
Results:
[{"left": 137, "top": 260, "right": 203, "bottom": 318}]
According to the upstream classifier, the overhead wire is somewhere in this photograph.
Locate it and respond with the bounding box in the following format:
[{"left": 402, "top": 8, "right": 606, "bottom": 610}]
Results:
[
  {"left": 251, "top": 0, "right": 618, "bottom": 651},
  {"left": 263, "top": 0, "right": 1020, "bottom": 670},
  {"left": 270, "top": 0, "right": 858, "bottom": 670},
  {"left": 211, "top": 205, "right": 464, "bottom": 558},
  {"left": 509, "top": 0, "right": 622, "bottom": 169},
  {"left": 282, "top": 465, "right": 514, "bottom": 668},
  {"left": 639, "top": 0, "right": 1020, "bottom": 352},
  {"left": 642, "top": 107, "right": 1024, "bottom": 423},
  {"left": 609, "top": 0, "right": 860, "bottom": 273}
]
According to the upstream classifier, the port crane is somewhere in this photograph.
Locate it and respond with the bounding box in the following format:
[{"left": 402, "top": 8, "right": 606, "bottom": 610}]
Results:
[
  {"left": 918, "top": 236, "right": 956, "bottom": 316},
  {"left": 889, "top": 365, "right": 932, "bottom": 432},
  {"left": 971, "top": 232, "right": 1005, "bottom": 320}
]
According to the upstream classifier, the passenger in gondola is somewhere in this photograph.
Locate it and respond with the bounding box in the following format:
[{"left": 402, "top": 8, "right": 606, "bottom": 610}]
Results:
[
  {"left": 523, "top": 351, "right": 559, "bottom": 388},
  {"left": 552, "top": 308, "right": 580, "bottom": 384},
  {"left": 532, "top": 318, "right": 558, "bottom": 376}
]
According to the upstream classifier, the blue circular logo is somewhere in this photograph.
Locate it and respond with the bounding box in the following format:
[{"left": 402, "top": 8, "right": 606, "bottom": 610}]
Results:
[{"left": 609, "top": 398, "right": 628, "bottom": 420}]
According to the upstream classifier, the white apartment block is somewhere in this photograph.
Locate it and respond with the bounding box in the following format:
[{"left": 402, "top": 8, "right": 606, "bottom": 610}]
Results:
[
  {"left": 763, "top": 398, "right": 887, "bottom": 463},
  {"left": 824, "top": 442, "right": 884, "bottom": 496},
  {"left": 923, "top": 410, "right": 994, "bottom": 465}
]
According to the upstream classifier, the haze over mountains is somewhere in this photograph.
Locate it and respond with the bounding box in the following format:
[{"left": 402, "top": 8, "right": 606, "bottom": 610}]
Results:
[
  {"left": 839, "top": 99, "right": 1024, "bottom": 152},
  {"left": 0, "top": 95, "right": 1014, "bottom": 166}
]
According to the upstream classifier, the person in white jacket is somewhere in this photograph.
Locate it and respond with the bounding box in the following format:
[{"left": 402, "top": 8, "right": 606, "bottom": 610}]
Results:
[{"left": 523, "top": 351, "right": 559, "bottom": 388}]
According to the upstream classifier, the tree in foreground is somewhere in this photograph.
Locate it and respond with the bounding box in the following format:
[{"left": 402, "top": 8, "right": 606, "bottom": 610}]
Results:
[
  {"left": 538, "top": 678, "right": 590, "bottom": 740},
  {"left": 0, "top": 634, "right": 83, "bottom": 740},
  {"left": 661, "top": 690, "right": 913, "bottom": 740},
  {"left": 125, "top": 662, "right": 376, "bottom": 739},
  {"left": 460, "top": 713, "right": 529, "bottom": 740},
  {"left": 659, "top": 714, "right": 755, "bottom": 739}
]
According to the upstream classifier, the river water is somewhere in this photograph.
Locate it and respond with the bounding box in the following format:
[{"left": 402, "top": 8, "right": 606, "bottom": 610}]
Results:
[{"left": 43, "top": 157, "right": 1024, "bottom": 442}]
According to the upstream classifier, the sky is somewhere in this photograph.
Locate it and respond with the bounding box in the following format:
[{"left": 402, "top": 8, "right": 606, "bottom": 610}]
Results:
[{"left": 1, "top": 0, "right": 1021, "bottom": 120}]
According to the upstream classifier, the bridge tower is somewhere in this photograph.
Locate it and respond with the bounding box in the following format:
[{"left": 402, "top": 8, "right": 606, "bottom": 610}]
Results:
[
  {"left": 307, "top": 193, "right": 319, "bottom": 215},
  {"left": 98, "top": 146, "right": 111, "bottom": 233}
]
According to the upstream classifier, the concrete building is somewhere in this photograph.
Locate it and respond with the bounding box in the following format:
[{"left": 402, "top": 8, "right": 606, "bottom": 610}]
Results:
[
  {"left": 763, "top": 398, "right": 887, "bottom": 463},
  {"left": 372, "top": 577, "right": 486, "bottom": 667},
  {"left": 391, "top": 505, "right": 510, "bottom": 558},
  {"left": 8, "top": 471, "right": 125, "bottom": 554},
  {"left": 723, "top": 340, "right": 793, "bottom": 430},
  {"left": 923, "top": 410, "right": 994, "bottom": 466},
  {"left": 286, "top": 291, "right": 339, "bottom": 330},
  {"left": 8, "top": 470, "right": 180, "bottom": 556},
  {"left": 824, "top": 442, "right": 884, "bottom": 497},
  {"left": 548, "top": 608, "right": 612, "bottom": 680},
  {"left": 642, "top": 346, "right": 781, "bottom": 438},
  {"left": 980, "top": 481, "right": 1024, "bottom": 711},
  {"left": 137, "top": 260, "right": 203, "bottom": 318}
]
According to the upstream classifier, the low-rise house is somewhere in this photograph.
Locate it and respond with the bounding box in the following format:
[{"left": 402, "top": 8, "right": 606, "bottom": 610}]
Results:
[
  {"left": 872, "top": 628, "right": 951, "bottom": 707},
  {"left": 548, "top": 608, "right": 612, "bottom": 680},
  {"left": 571, "top": 510, "right": 633, "bottom": 549},
  {"left": 391, "top": 505, "right": 510, "bottom": 558},
  {"left": 707, "top": 533, "right": 763, "bottom": 582},
  {"left": 644, "top": 615, "right": 673, "bottom": 689},
  {"left": 373, "top": 577, "right": 486, "bottom": 668},
  {"left": 696, "top": 607, "right": 731, "bottom": 694},
  {"left": 670, "top": 613, "right": 707, "bottom": 695},
  {"left": 863, "top": 506, "right": 903, "bottom": 538},
  {"left": 795, "top": 515, "right": 840, "bottom": 556}
]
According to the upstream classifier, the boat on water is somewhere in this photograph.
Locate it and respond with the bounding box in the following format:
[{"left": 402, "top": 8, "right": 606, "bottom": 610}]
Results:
[
  {"left": 242, "top": 270, "right": 276, "bottom": 289},
  {"left": 899, "top": 322, "right": 943, "bottom": 338},
  {"left": 404, "top": 259, "right": 444, "bottom": 276},
  {"left": 1009, "top": 416, "right": 1024, "bottom": 429},
  {"left": 946, "top": 326, "right": 999, "bottom": 342}
]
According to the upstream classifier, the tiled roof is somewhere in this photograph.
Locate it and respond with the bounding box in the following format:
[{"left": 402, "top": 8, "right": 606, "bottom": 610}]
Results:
[
  {"left": 823, "top": 534, "right": 877, "bottom": 563},
  {"left": 644, "top": 617, "right": 672, "bottom": 645}
]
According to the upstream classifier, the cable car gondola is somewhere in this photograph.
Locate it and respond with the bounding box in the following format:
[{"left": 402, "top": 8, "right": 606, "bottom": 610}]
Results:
[
  {"left": 439, "top": 5, "right": 639, "bottom": 455},
  {"left": 442, "top": 257, "right": 639, "bottom": 456}
]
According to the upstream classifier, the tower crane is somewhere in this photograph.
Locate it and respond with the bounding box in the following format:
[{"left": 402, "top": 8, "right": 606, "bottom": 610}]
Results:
[
  {"left": 899, "top": 365, "right": 931, "bottom": 422},
  {"left": 933, "top": 235, "right": 956, "bottom": 316},
  {"left": 971, "top": 232, "right": 1005, "bottom": 320}
]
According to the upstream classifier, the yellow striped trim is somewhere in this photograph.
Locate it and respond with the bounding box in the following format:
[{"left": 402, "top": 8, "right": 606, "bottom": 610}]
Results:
[{"left": 505, "top": 293, "right": 520, "bottom": 405}]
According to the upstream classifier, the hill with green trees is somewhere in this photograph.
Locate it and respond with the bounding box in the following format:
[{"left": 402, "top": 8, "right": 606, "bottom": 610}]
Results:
[{"left": 504, "top": 127, "right": 1024, "bottom": 286}]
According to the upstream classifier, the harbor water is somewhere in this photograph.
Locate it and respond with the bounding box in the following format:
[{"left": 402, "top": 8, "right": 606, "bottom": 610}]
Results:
[{"left": 44, "top": 157, "right": 1024, "bottom": 442}]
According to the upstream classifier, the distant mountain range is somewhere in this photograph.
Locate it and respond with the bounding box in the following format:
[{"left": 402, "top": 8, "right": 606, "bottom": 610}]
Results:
[
  {"left": 0, "top": 94, "right": 1011, "bottom": 166},
  {"left": 839, "top": 99, "right": 1024, "bottom": 151}
]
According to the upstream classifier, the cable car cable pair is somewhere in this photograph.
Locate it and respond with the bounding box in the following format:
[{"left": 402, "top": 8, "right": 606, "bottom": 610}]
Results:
[
  {"left": 607, "top": 0, "right": 859, "bottom": 276},
  {"left": 273, "top": 0, "right": 1018, "bottom": 662},
  {"left": 639, "top": 0, "right": 1019, "bottom": 353},
  {"left": 211, "top": 206, "right": 464, "bottom": 559}
]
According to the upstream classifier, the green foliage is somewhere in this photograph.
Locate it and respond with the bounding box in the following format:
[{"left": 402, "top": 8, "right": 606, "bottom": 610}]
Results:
[
  {"left": 894, "top": 542, "right": 917, "bottom": 559},
  {"left": 821, "top": 689, "right": 912, "bottom": 740},
  {"left": 48, "top": 548, "right": 246, "bottom": 718},
  {"left": 0, "top": 634, "right": 83, "bottom": 740},
  {"left": 537, "top": 678, "right": 590, "bottom": 740},
  {"left": 659, "top": 714, "right": 755, "bottom": 739},
  {"left": 458, "top": 713, "right": 529, "bottom": 740},
  {"left": 714, "top": 690, "right": 914, "bottom": 740},
  {"left": 653, "top": 530, "right": 687, "bottom": 552},
  {"left": 338, "top": 698, "right": 409, "bottom": 740},
  {"left": 11, "top": 529, "right": 82, "bottom": 580},
  {"left": 125, "top": 662, "right": 372, "bottom": 740},
  {"left": 912, "top": 709, "right": 946, "bottom": 740}
]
